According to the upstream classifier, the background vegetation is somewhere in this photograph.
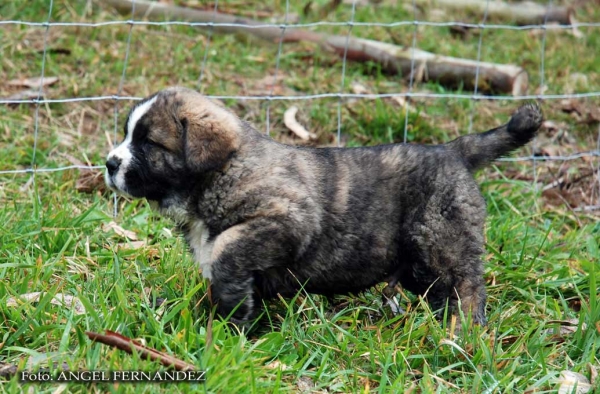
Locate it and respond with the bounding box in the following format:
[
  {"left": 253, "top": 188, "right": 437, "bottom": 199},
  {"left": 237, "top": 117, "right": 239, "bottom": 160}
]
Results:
[{"left": 0, "top": 0, "right": 599, "bottom": 392}]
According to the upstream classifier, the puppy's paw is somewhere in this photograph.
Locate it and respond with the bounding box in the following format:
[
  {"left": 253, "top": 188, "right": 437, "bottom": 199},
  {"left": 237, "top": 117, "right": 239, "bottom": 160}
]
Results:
[
  {"left": 215, "top": 297, "right": 257, "bottom": 333},
  {"left": 227, "top": 316, "right": 252, "bottom": 333}
]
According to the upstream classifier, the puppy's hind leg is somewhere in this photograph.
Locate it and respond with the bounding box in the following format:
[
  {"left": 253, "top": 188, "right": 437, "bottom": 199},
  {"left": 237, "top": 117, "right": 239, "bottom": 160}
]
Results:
[
  {"left": 453, "top": 273, "right": 487, "bottom": 326},
  {"left": 405, "top": 217, "right": 488, "bottom": 325},
  {"left": 416, "top": 271, "right": 487, "bottom": 327},
  {"left": 430, "top": 251, "right": 488, "bottom": 326}
]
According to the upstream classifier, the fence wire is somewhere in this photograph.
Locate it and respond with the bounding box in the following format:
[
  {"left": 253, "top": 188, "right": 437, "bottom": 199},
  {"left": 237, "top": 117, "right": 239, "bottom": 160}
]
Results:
[{"left": 1, "top": 1, "right": 599, "bottom": 210}]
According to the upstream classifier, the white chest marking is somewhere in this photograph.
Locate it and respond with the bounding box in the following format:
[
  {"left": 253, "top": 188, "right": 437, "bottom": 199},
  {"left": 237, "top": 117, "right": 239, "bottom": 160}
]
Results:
[{"left": 187, "top": 221, "right": 215, "bottom": 280}]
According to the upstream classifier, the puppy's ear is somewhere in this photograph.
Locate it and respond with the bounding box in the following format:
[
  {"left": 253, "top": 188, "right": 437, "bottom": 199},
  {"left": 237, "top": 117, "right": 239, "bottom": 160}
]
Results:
[{"left": 181, "top": 101, "right": 240, "bottom": 173}]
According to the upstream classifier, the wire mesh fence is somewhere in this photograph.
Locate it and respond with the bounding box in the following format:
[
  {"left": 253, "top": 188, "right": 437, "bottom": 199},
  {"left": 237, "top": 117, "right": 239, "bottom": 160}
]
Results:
[{"left": 1, "top": 0, "right": 599, "bottom": 211}]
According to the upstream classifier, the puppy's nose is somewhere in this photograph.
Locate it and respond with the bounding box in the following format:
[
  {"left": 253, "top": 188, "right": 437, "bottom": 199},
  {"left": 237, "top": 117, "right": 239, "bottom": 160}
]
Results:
[{"left": 106, "top": 157, "right": 121, "bottom": 176}]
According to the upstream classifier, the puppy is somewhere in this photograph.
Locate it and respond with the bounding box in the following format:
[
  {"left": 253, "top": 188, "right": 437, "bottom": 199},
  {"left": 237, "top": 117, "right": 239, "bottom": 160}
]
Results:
[{"left": 105, "top": 87, "right": 542, "bottom": 326}]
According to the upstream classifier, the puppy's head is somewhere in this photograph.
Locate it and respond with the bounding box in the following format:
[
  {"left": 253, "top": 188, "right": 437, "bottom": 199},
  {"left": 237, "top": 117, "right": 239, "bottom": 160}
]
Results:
[{"left": 105, "top": 87, "right": 240, "bottom": 202}]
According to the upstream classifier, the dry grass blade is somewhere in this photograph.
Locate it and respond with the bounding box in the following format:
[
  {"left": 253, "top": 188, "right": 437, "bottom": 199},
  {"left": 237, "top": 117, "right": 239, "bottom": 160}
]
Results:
[
  {"left": 265, "top": 360, "right": 291, "bottom": 371},
  {"left": 283, "top": 106, "right": 316, "bottom": 141},
  {"left": 557, "top": 370, "right": 593, "bottom": 394},
  {"left": 86, "top": 331, "right": 197, "bottom": 371},
  {"left": 116, "top": 240, "right": 148, "bottom": 250},
  {"left": 7, "top": 76, "right": 58, "bottom": 88},
  {"left": 3, "top": 89, "right": 43, "bottom": 102},
  {"left": 76, "top": 170, "right": 107, "bottom": 194},
  {"left": 0, "top": 363, "right": 18, "bottom": 379},
  {"left": 0, "top": 362, "right": 71, "bottom": 380},
  {"left": 60, "top": 153, "right": 107, "bottom": 194},
  {"left": 205, "top": 285, "right": 214, "bottom": 349},
  {"left": 316, "top": 0, "right": 342, "bottom": 19},
  {"left": 6, "top": 292, "right": 86, "bottom": 315},
  {"left": 296, "top": 376, "right": 315, "bottom": 392},
  {"left": 102, "top": 221, "right": 138, "bottom": 241},
  {"left": 589, "top": 364, "right": 598, "bottom": 386}
]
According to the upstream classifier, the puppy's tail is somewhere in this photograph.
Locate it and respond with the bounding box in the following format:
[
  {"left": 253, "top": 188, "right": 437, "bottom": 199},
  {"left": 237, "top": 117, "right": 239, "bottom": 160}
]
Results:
[{"left": 447, "top": 103, "right": 543, "bottom": 171}]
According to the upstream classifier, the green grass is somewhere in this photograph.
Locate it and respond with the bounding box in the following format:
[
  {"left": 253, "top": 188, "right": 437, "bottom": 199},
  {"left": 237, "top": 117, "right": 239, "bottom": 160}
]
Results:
[{"left": 1, "top": 0, "right": 599, "bottom": 393}]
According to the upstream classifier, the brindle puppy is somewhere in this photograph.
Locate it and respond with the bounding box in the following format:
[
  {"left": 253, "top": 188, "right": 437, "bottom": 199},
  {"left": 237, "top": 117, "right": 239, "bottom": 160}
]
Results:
[{"left": 105, "top": 87, "right": 542, "bottom": 326}]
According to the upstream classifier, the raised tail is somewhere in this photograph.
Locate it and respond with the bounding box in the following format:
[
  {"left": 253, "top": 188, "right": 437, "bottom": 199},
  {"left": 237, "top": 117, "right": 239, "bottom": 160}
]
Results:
[{"left": 447, "top": 103, "right": 543, "bottom": 171}]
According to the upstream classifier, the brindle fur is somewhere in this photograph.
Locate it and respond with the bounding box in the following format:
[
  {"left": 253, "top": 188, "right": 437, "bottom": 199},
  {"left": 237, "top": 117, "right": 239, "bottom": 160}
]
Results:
[{"left": 106, "top": 87, "right": 543, "bottom": 326}]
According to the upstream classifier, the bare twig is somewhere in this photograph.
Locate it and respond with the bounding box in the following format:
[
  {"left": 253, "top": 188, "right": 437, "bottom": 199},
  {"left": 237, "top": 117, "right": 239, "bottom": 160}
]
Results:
[{"left": 86, "top": 331, "right": 197, "bottom": 371}]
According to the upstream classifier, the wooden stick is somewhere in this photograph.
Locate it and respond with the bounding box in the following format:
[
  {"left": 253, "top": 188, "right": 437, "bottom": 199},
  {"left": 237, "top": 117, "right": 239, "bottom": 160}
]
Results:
[
  {"left": 413, "top": 0, "right": 574, "bottom": 26},
  {"left": 100, "top": 0, "right": 529, "bottom": 95},
  {"left": 322, "top": 36, "right": 528, "bottom": 95},
  {"left": 101, "top": 0, "right": 311, "bottom": 42},
  {"left": 86, "top": 330, "right": 197, "bottom": 371}
]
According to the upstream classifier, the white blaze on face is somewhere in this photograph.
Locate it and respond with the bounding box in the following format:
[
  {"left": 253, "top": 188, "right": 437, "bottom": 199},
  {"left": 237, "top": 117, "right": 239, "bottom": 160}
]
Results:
[{"left": 106, "top": 95, "right": 158, "bottom": 191}]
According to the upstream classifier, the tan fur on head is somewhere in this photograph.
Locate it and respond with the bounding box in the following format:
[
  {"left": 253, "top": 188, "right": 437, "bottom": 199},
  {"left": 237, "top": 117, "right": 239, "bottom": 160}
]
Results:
[{"left": 172, "top": 88, "right": 241, "bottom": 172}]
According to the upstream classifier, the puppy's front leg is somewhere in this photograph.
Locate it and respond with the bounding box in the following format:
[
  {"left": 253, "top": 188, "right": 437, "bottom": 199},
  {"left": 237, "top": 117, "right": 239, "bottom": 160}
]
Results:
[
  {"left": 210, "top": 269, "right": 255, "bottom": 324},
  {"left": 207, "top": 221, "right": 296, "bottom": 324}
]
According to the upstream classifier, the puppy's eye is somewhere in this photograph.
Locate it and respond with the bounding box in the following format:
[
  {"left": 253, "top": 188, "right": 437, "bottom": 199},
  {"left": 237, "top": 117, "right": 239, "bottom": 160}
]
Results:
[{"left": 147, "top": 139, "right": 168, "bottom": 151}]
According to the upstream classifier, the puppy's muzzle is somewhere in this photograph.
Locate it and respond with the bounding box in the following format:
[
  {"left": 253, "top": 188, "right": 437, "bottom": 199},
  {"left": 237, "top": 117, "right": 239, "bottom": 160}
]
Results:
[
  {"left": 106, "top": 157, "right": 121, "bottom": 176},
  {"left": 106, "top": 157, "right": 121, "bottom": 177}
]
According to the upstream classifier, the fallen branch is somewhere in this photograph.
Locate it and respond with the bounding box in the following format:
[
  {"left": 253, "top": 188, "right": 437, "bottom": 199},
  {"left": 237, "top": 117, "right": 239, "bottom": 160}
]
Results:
[
  {"left": 101, "top": 0, "right": 314, "bottom": 42},
  {"left": 101, "top": 0, "right": 528, "bottom": 95},
  {"left": 322, "top": 36, "right": 528, "bottom": 95},
  {"left": 86, "top": 331, "right": 197, "bottom": 371},
  {"left": 413, "top": 0, "right": 574, "bottom": 26}
]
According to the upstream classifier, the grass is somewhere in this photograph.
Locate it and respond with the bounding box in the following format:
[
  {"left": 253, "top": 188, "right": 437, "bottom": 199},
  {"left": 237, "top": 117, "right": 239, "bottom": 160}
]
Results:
[{"left": 1, "top": 0, "right": 599, "bottom": 392}]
